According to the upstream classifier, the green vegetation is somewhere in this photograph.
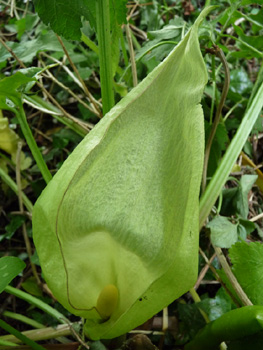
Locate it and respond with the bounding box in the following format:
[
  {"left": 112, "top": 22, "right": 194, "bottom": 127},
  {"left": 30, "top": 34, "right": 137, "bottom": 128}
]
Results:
[{"left": 0, "top": 1, "right": 263, "bottom": 349}]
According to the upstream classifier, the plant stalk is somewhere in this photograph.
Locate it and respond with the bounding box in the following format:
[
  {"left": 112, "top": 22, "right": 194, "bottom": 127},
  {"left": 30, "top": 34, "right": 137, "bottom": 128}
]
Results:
[
  {"left": 4, "top": 286, "right": 69, "bottom": 324},
  {"left": 16, "top": 142, "right": 41, "bottom": 284},
  {"left": 15, "top": 106, "right": 52, "bottom": 184},
  {"left": 202, "top": 46, "right": 230, "bottom": 192},
  {"left": 125, "top": 24, "right": 137, "bottom": 87},
  {"left": 96, "top": 0, "right": 115, "bottom": 115},
  {"left": 0, "top": 320, "right": 46, "bottom": 350},
  {"left": 0, "top": 324, "right": 74, "bottom": 344},
  {"left": 0, "top": 166, "right": 33, "bottom": 212},
  {"left": 199, "top": 78, "right": 263, "bottom": 229}
]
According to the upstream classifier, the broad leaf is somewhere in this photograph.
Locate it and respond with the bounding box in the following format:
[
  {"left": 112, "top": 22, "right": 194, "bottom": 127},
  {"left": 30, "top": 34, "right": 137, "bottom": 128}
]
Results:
[
  {"left": 230, "top": 241, "right": 263, "bottom": 305},
  {"left": 33, "top": 0, "right": 127, "bottom": 40},
  {"left": 0, "top": 257, "right": 26, "bottom": 293},
  {"left": 33, "top": 0, "right": 93, "bottom": 40},
  {"left": 0, "top": 72, "right": 35, "bottom": 111},
  {"left": 207, "top": 216, "right": 238, "bottom": 248},
  {"left": 33, "top": 7, "right": 213, "bottom": 340}
]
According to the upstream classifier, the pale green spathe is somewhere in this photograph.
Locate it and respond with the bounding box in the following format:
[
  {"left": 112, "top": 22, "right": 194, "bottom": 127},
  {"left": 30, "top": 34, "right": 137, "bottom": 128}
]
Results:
[{"left": 33, "top": 8, "right": 212, "bottom": 340}]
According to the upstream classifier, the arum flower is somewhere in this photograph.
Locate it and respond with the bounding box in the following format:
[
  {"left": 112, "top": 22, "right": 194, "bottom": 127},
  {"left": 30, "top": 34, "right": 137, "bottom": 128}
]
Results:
[{"left": 33, "top": 7, "right": 212, "bottom": 340}]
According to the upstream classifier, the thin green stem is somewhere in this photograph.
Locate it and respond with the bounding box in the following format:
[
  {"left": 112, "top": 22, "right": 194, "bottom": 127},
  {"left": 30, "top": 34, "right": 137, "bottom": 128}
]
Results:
[
  {"left": 56, "top": 35, "right": 101, "bottom": 117},
  {"left": 0, "top": 166, "right": 33, "bottom": 212},
  {"left": 81, "top": 32, "right": 99, "bottom": 54},
  {"left": 125, "top": 24, "right": 138, "bottom": 87},
  {"left": 189, "top": 288, "right": 210, "bottom": 324},
  {"left": 118, "top": 41, "right": 178, "bottom": 84},
  {"left": 0, "top": 323, "right": 75, "bottom": 344},
  {"left": 2, "top": 311, "right": 45, "bottom": 329},
  {"left": 216, "top": 192, "right": 223, "bottom": 214},
  {"left": 247, "top": 60, "right": 263, "bottom": 110},
  {"left": 96, "top": 0, "right": 115, "bottom": 115},
  {"left": 215, "top": 1, "right": 240, "bottom": 45},
  {"left": 202, "top": 47, "right": 230, "bottom": 192},
  {"left": 223, "top": 98, "right": 246, "bottom": 122},
  {"left": 0, "top": 319, "right": 46, "bottom": 350},
  {"left": 213, "top": 245, "right": 253, "bottom": 306},
  {"left": 199, "top": 79, "right": 263, "bottom": 229},
  {"left": 4, "top": 286, "right": 69, "bottom": 324},
  {"left": 16, "top": 142, "right": 41, "bottom": 285},
  {"left": 23, "top": 95, "right": 89, "bottom": 137},
  {"left": 137, "top": 41, "right": 178, "bottom": 62},
  {"left": 221, "top": 34, "right": 263, "bottom": 57},
  {"left": 189, "top": 287, "right": 201, "bottom": 303},
  {"left": 209, "top": 55, "right": 216, "bottom": 124},
  {"left": 0, "top": 339, "right": 17, "bottom": 347},
  {"left": 15, "top": 105, "right": 52, "bottom": 184},
  {"left": 120, "top": 28, "right": 129, "bottom": 67},
  {"left": 130, "top": 30, "right": 141, "bottom": 51}
]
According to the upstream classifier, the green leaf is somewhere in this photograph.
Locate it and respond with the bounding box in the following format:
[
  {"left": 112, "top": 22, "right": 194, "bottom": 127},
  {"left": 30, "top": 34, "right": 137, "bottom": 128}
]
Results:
[
  {"left": 229, "top": 0, "right": 263, "bottom": 5},
  {"left": 228, "top": 330, "right": 263, "bottom": 350},
  {"left": 238, "top": 218, "right": 257, "bottom": 237},
  {"left": 235, "top": 175, "right": 258, "bottom": 218},
  {"left": 22, "top": 277, "right": 43, "bottom": 297},
  {"left": 2, "top": 215, "right": 26, "bottom": 242},
  {"left": 240, "top": 0, "right": 263, "bottom": 5},
  {"left": 32, "top": 7, "right": 213, "bottom": 340},
  {"left": 198, "top": 288, "right": 233, "bottom": 321},
  {"left": 111, "top": 0, "right": 127, "bottom": 25},
  {"left": 90, "top": 341, "right": 108, "bottom": 350},
  {"left": 186, "top": 305, "right": 263, "bottom": 350},
  {"left": 0, "top": 32, "right": 74, "bottom": 63},
  {"left": 0, "top": 256, "right": 26, "bottom": 293},
  {"left": 0, "top": 72, "right": 34, "bottom": 111},
  {"left": 230, "top": 242, "right": 263, "bottom": 305},
  {"left": 237, "top": 224, "right": 248, "bottom": 241},
  {"left": 230, "top": 68, "right": 253, "bottom": 95},
  {"left": 33, "top": 0, "right": 92, "bottom": 40},
  {"left": 207, "top": 216, "right": 238, "bottom": 248},
  {"left": 177, "top": 302, "right": 206, "bottom": 340},
  {"left": 233, "top": 25, "right": 263, "bottom": 58},
  {"left": 247, "top": 61, "right": 263, "bottom": 110},
  {"left": 33, "top": 0, "right": 127, "bottom": 40}
]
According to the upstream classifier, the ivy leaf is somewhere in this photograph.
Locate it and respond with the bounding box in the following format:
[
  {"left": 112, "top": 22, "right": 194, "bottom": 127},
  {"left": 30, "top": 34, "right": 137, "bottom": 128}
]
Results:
[
  {"left": 0, "top": 257, "right": 26, "bottom": 293},
  {"left": 33, "top": 7, "right": 214, "bottom": 340},
  {"left": 230, "top": 241, "right": 263, "bottom": 305},
  {"left": 207, "top": 216, "right": 238, "bottom": 248}
]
